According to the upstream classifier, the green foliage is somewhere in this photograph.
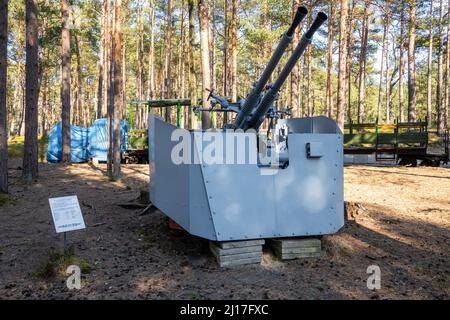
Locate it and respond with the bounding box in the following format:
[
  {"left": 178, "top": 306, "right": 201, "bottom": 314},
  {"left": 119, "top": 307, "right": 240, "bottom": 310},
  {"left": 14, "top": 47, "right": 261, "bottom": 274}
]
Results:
[
  {"left": 0, "top": 193, "right": 18, "bottom": 206},
  {"left": 7, "top": 136, "right": 49, "bottom": 161},
  {"left": 33, "top": 249, "right": 92, "bottom": 280},
  {"left": 4, "top": 0, "right": 449, "bottom": 142}
]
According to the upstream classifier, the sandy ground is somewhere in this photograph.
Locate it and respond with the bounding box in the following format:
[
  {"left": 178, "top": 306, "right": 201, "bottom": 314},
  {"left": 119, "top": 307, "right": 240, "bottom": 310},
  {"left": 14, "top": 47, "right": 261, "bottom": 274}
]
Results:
[{"left": 0, "top": 159, "right": 449, "bottom": 300}]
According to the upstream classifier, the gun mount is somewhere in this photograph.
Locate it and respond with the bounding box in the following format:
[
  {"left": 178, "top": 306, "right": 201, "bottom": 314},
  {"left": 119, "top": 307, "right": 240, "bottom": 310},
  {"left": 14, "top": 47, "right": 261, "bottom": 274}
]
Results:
[{"left": 148, "top": 7, "right": 344, "bottom": 242}]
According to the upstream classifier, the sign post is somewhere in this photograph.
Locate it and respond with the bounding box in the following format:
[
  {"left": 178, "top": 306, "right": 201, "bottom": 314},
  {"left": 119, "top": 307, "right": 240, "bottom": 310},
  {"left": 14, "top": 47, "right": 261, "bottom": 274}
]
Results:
[{"left": 49, "top": 195, "right": 86, "bottom": 254}]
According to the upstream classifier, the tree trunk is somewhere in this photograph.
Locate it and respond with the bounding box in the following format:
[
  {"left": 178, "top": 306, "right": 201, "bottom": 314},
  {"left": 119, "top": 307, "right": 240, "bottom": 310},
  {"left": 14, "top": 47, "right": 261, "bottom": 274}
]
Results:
[
  {"left": 210, "top": 0, "right": 216, "bottom": 127},
  {"left": 17, "top": 92, "right": 25, "bottom": 136},
  {"left": 97, "top": 0, "right": 105, "bottom": 119},
  {"left": 210, "top": 0, "right": 216, "bottom": 91},
  {"left": 337, "top": 0, "right": 348, "bottom": 131},
  {"left": 23, "top": 0, "right": 39, "bottom": 182},
  {"left": 61, "top": 0, "right": 71, "bottom": 163},
  {"left": 10, "top": 31, "right": 23, "bottom": 136},
  {"left": 137, "top": 2, "right": 144, "bottom": 125},
  {"left": 427, "top": 0, "right": 435, "bottom": 126},
  {"left": 147, "top": 0, "right": 155, "bottom": 99},
  {"left": 291, "top": 0, "right": 302, "bottom": 117},
  {"left": 104, "top": 0, "right": 111, "bottom": 120},
  {"left": 223, "top": 0, "right": 228, "bottom": 123},
  {"left": 377, "top": 0, "right": 390, "bottom": 122},
  {"left": 188, "top": 0, "right": 198, "bottom": 129},
  {"left": 112, "top": 0, "right": 122, "bottom": 179},
  {"left": 230, "top": 0, "right": 237, "bottom": 102},
  {"left": 346, "top": 0, "right": 356, "bottom": 122},
  {"left": 107, "top": 0, "right": 114, "bottom": 176},
  {"left": 122, "top": 32, "right": 126, "bottom": 118},
  {"left": 408, "top": 0, "right": 417, "bottom": 122},
  {"left": 0, "top": 0, "right": 7, "bottom": 192},
  {"left": 357, "top": 2, "right": 369, "bottom": 124},
  {"left": 41, "top": 71, "right": 49, "bottom": 137},
  {"left": 198, "top": 0, "right": 212, "bottom": 129},
  {"left": 74, "top": 32, "right": 83, "bottom": 126},
  {"left": 385, "top": 3, "right": 392, "bottom": 123},
  {"left": 444, "top": 0, "right": 450, "bottom": 128},
  {"left": 165, "top": 0, "right": 172, "bottom": 105},
  {"left": 10, "top": 24, "right": 23, "bottom": 136},
  {"left": 436, "top": 0, "right": 445, "bottom": 134},
  {"left": 327, "top": 1, "right": 335, "bottom": 119},
  {"left": 399, "top": 2, "right": 405, "bottom": 122}
]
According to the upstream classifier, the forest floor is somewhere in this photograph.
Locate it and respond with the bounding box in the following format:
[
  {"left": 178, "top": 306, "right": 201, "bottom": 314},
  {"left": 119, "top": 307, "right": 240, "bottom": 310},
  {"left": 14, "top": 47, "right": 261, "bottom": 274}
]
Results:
[{"left": 0, "top": 159, "right": 449, "bottom": 300}]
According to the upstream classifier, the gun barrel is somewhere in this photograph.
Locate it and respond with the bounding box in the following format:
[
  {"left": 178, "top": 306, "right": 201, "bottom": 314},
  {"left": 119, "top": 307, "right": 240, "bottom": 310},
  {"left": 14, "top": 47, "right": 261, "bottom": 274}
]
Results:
[
  {"left": 233, "top": 6, "right": 308, "bottom": 129},
  {"left": 244, "top": 12, "right": 328, "bottom": 131}
]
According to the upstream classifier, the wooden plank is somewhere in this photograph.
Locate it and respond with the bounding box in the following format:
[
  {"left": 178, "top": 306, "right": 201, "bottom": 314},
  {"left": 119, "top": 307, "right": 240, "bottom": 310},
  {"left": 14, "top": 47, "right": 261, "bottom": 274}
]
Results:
[
  {"left": 215, "top": 239, "right": 265, "bottom": 249},
  {"left": 219, "top": 257, "right": 262, "bottom": 267},
  {"left": 216, "top": 251, "right": 262, "bottom": 263},
  {"left": 276, "top": 252, "right": 322, "bottom": 260},
  {"left": 272, "top": 246, "right": 321, "bottom": 255},
  {"left": 210, "top": 242, "right": 262, "bottom": 256},
  {"left": 269, "top": 238, "right": 322, "bottom": 260},
  {"left": 269, "top": 238, "right": 321, "bottom": 249},
  {"left": 210, "top": 240, "right": 264, "bottom": 267}
]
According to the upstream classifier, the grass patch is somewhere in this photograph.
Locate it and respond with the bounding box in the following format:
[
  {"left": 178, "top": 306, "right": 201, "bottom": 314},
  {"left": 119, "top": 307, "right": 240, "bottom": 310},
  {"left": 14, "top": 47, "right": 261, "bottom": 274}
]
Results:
[
  {"left": 0, "top": 193, "right": 18, "bottom": 206},
  {"left": 7, "top": 135, "right": 49, "bottom": 161},
  {"left": 184, "top": 291, "right": 201, "bottom": 300},
  {"left": 33, "top": 248, "right": 92, "bottom": 280},
  {"left": 322, "top": 236, "right": 355, "bottom": 259},
  {"left": 415, "top": 262, "right": 450, "bottom": 289}
]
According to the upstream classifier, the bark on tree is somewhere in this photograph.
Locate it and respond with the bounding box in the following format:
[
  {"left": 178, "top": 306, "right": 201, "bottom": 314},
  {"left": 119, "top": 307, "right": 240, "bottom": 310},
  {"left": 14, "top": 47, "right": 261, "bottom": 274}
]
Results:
[
  {"left": 408, "top": 0, "right": 417, "bottom": 122},
  {"left": 399, "top": 2, "right": 405, "bottom": 122},
  {"left": 61, "top": 0, "right": 71, "bottom": 164},
  {"left": 188, "top": 0, "right": 197, "bottom": 129},
  {"left": 23, "top": 0, "right": 39, "bottom": 182},
  {"left": 148, "top": 0, "right": 155, "bottom": 99},
  {"left": 104, "top": 0, "right": 111, "bottom": 120},
  {"left": 74, "top": 31, "right": 83, "bottom": 126},
  {"left": 436, "top": 0, "right": 445, "bottom": 134},
  {"left": 210, "top": 0, "right": 216, "bottom": 91},
  {"left": 0, "top": 0, "right": 8, "bottom": 192},
  {"left": 327, "top": 1, "right": 335, "bottom": 119},
  {"left": 198, "top": 0, "right": 212, "bottom": 129},
  {"left": 377, "top": 0, "right": 390, "bottom": 122},
  {"left": 337, "top": 0, "right": 348, "bottom": 131},
  {"left": 427, "top": 0, "right": 435, "bottom": 126},
  {"left": 165, "top": 0, "right": 173, "bottom": 105},
  {"left": 97, "top": 0, "right": 105, "bottom": 119},
  {"left": 346, "top": 0, "right": 356, "bottom": 121},
  {"left": 122, "top": 32, "right": 126, "bottom": 117},
  {"left": 385, "top": 3, "right": 392, "bottom": 123},
  {"left": 444, "top": 0, "right": 450, "bottom": 128},
  {"left": 223, "top": 0, "right": 228, "bottom": 93},
  {"left": 41, "top": 71, "right": 49, "bottom": 137},
  {"left": 291, "top": 0, "right": 302, "bottom": 117},
  {"left": 230, "top": 0, "right": 238, "bottom": 102},
  {"left": 357, "top": 2, "right": 369, "bottom": 124},
  {"left": 307, "top": 2, "right": 313, "bottom": 116},
  {"left": 10, "top": 28, "right": 23, "bottom": 136},
  {"left": 107, "top": 0, "right": 114, "bottom": 176},
  {"left": 210, "top": 0, "right": 216, "bottom": 127},
  {"left": 112, "top": 0, "right": 122, "bottom": 179}
]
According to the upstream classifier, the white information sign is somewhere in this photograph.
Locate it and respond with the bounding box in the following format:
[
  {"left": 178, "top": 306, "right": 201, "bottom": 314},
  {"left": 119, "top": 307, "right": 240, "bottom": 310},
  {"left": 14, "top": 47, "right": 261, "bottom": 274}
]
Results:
[{"left": 49, "top": 196, "right": 86, "bottom": 233}]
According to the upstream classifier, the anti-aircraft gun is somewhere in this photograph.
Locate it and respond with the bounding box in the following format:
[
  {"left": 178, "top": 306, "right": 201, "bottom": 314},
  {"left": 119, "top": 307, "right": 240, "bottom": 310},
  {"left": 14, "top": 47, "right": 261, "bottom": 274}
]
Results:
[
  {"left": 149, "top": 7, "right": 345, "bottom": 242},
  {"left": 196, "top": 8, "right": 327, "bottom": 131}
]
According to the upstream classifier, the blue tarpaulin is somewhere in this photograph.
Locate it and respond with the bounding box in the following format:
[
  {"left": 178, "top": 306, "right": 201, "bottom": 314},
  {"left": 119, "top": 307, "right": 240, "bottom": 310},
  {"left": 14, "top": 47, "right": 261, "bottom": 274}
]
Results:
[
  {"left": 46, "top": 119, "right": 128, "bottom": 163},
  {"left": 46, "top": 123, "right": 90, "bottom": 163},
  {"left": 88, "top": 119, "right": 128, "bottom": 162}
]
